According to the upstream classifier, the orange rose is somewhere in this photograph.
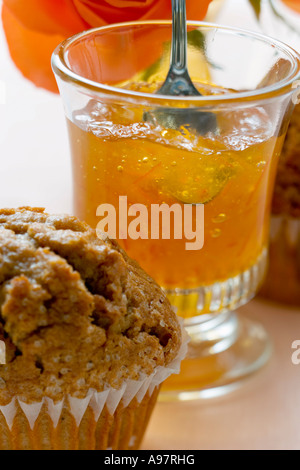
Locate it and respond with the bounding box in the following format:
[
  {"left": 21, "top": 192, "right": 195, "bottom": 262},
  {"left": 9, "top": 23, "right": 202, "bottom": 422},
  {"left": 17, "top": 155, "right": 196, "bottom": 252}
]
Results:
[
  {"left": 1, "top": 0, "right": 212, "bottom": 93},
  {"left": 281, "top": 0, "right": 300, "bottom": 13}
]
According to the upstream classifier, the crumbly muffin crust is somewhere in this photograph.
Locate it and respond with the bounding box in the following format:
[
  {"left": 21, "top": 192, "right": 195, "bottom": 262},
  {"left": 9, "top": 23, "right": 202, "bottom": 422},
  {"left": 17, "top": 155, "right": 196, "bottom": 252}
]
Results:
[
  {"left": 272, "top": 103, "right": 300, "bottom": 218},
  {"left": 0, "top": 208, "right": 181, "bottom": 404}
]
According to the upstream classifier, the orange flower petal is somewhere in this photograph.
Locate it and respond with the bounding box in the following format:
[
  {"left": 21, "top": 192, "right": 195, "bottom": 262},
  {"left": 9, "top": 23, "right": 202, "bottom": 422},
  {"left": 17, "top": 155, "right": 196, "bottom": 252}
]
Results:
[
  {"left": 141, "top": 0, "right": 212, "bottom": 21},
  {"left": 66, "top": 23, "right": 168, "bottom": 84},
  {"left": 2, "top": 0, "right": 212, "bottom": 92},
  {"left": 3, "top": 0, "right": 87, "bottom": 36},
  {"left": 72, "top": 0, "right": 107, "bottom": 27},
  {"left": 73, "top": 0, "right": 154, "bottom": 26},
  {"left": 185, "top": 0, "right": 212, "bottom": 20},
  {"left": 104, "top": 0, "right": 157, "bottom": 7},
  {"left": 73, "top": 0, "right": 211, "bottom": 27},
  {"left": 2, "top": 4, "right": 62, "bottom": 92}
]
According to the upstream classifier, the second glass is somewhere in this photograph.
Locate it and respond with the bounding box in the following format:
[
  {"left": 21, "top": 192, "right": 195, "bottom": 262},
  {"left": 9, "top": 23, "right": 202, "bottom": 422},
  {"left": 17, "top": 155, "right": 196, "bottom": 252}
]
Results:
[{"left": 52, "top": 21, "right": 300, "bottom": 399}]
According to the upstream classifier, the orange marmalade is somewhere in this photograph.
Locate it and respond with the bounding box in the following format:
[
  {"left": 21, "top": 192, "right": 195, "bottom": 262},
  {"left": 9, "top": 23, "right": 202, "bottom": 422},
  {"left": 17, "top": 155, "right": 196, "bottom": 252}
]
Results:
[{"left": 67, "top": 83, "right": 283, "bottom": 312}]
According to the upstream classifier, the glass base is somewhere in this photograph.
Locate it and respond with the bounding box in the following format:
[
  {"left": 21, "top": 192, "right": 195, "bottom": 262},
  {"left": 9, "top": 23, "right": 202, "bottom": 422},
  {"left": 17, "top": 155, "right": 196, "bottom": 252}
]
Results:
[
  {"left": 159, "top": 311, "right": 272, "bottom": 401},
  {"left": 166, "top": 249, "right": 268, "bottom": 319},
  {"left": 160, "top": 250, "right": 271, "bottom": 401}
]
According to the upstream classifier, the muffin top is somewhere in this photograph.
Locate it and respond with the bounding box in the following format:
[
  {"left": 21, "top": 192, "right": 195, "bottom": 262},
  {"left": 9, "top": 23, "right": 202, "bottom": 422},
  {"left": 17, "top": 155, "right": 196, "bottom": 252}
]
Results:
[
  {"left": 0, "top": 207, "right": 181, "bottom": 403},
  {"left": 272, "top": 104, "right": 300, "bottom": 218}
]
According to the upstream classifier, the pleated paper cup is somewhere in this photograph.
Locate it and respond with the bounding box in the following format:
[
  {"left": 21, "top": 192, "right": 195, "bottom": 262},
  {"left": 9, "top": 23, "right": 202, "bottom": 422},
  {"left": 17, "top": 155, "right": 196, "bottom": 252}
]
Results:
[
  {"left": 260, "top": 215, "right": 300, "bottom": 306},
  {"left": 0, "top": 322, "right": 188, "bottom": 450}
]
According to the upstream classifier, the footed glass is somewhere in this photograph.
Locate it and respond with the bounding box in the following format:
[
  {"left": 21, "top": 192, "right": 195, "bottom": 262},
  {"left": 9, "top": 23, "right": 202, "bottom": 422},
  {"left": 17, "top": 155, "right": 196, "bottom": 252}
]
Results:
[{"left": 52, "top": 22, "right": 300, "bottom": 400}]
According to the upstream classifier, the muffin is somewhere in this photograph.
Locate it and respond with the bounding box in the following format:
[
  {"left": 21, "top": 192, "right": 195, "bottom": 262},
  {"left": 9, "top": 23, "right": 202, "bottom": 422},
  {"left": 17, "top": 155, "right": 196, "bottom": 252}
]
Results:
[
  {"left": 0, "top": 207, "right": 185, "bottom": 450},
  {"left": 259, "top": 103, "right": 300, "bottom": 306}
]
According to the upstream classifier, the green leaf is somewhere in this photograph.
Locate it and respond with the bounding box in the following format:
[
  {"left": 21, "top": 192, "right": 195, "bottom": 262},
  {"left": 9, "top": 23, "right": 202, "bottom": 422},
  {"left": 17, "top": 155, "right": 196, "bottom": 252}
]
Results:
[
  {"left": 139, "top": 56, "right": 162, "bottom": 82},
  {"left": 248, "top": 0, "right": 261, "bottom": 19},
  {"left": 187, "top": 29, "right": 206, "bottom": 51},
  {"left": 140, "top": 30, "right": 206, "bottom": 81}
]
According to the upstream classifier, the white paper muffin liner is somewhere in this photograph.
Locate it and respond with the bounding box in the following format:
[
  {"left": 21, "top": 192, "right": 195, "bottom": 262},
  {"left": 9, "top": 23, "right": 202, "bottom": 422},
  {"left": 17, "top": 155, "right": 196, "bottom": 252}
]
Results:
[{"left": 0, "top": 319, "right": 189, "bottom": 432}]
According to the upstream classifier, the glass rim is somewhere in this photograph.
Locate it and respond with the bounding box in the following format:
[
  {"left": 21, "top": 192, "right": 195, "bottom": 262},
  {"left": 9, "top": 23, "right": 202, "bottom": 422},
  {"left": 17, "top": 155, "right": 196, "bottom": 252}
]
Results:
[{"left": 51, "top": 20, "right": 300, "bottom": 105}]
